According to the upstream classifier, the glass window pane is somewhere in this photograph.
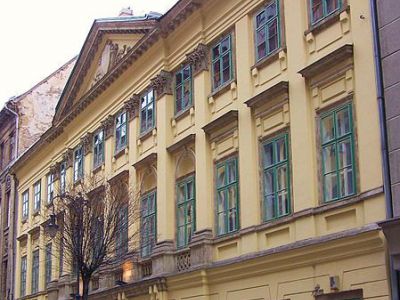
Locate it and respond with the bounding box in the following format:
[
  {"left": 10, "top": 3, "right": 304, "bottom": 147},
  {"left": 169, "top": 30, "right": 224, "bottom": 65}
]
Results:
[
  {"left": 213, "top": 61, "right": 221, "bottom": 88},
  {"left": 177, "top": 206, "right": 185, "bottom": 226},
  {"left": 264, "top": 194, "right": 275, "bottom": 220},
  {"left": 338, "top": 139, "right": 352, "bottom": 169},
  {"left": 217, "top": 190, "right": 225, "bottom": 213},
  {"left": 223, "top": 66, "right": 231, "bottom": 83},
  {"left": 323, "top": 144, "right": 336, "bottom": 173},
  {"left": 277, "top": 165, "right": 287, "bottom": 191},
  {"left": 268, "top": 20, "right": 278, "bottom": 52},
  {"left": 183, "top": 81, "right": 191, "bottom": 108},
  {"left": 263, "top": 169, "right": 275, "bottom": 195},
  {"left": 187, "top": 180, "right": 194, "bottom": 199},
  {"left": 228, "top": 208, "right": 237, "bottom": 232},
  {"left": 177, "top": 227, "right": 185, "bottom": 247},
  {"left": 326, "top": 0, "right": 340, "bottom": 14},
  {"left": 276, "top": 137, "right": 287, "bottom": 162},
  {"left": 187, "top": 223, "right": 193, "bottom": 242},
  {"left": 277, "top": 190, "right": 289, "bottom": 216},
  {"left": 212, "top": 45, "right": 220, "bottom": 59},
  {"left": 263, "top": 142, "right": 274, "bottom": 167},
  {"left": 187, "top": 202, "right": 193, "bottom": 224},
  {"left": 340, "top": 167, "right": 354, "bottom": 197},
  {"left": 221, "top": 37, "right": 230, "bottom": 53},
  {"left": 217, "top": 165, "right": 226, "bottom": 187},
  {"left": 227, "top": 160, "right": 236, "bottom": 184},
  {"left": 336, "top": 107, "right": 351, "bottom": 137},
  {"left": 176, "top": 72, "right": 182, "bottom": 86},
  {"left": 141, "top": 96, "right": 147, "bottom": 108},
  {"left": 312, "top": 0, "right": 323, "bottom": 23},
  {"left": 266, "top": 2, "right": 277, "bottom": 20},
  {"left": 177, "top": 184, "right": 185, "bottom": 204},
  {"left": 256, "top": 11, "right": 266, "bottom": 28},
  {"left": 228, "top": 186, "right": 237, "bottom": 209},
  {"left": 321, "top": 114, "right": 335, "bottom": 143},
  {"left": 183, "top": 67, "right": 191, "bottom": 80},
  {"left": 324, "top": 173, "right": 338, "bottom": 201},
  {"left": 218, "top": 212, "right": 226, "bottom": 235},
  {"left": 258, "top": 42, "right": 267, "bottom": 60}
]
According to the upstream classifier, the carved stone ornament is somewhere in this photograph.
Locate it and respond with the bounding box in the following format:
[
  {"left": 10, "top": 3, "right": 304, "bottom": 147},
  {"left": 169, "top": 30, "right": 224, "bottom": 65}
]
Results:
[
  {"left": 5, "top": 174, "right": 12, "bottom": 191},
  {"left": 101, "top": 115, "right": 115, "bottom": 139},
  {"left": 81, "top": 133, "right": 93, "bottom": 155},
  {"left": 124, "top": 94, "right": 140, "bottom": 120},
  {"left": 186, "top": 43, "right": 209, "bottom": 75},
  {"left": 63, "top": 149, "right": 74, "bottom": 169},
  {"left": 150, "top": 70, "right": 173, "bottom": 98},
  {"left": 51, "top": 162, "right": 61, "bottom": 180}
]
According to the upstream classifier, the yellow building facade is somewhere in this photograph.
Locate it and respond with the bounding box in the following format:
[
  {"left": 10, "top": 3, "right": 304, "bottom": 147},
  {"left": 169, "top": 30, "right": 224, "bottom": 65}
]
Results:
[{"left": 12, "top": 0, "right": 391, "bottom": 299}]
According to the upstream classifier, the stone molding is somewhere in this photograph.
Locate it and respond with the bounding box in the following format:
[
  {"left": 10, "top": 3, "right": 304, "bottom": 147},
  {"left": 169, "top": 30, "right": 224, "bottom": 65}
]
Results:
[
  {"left": 63, "top": 149, "right": 74, "bottom": 169},
  {"left": 186, "top": 43, "right": 209, "bottom": 75},
  {"left": 150, "top": 70, "right": 173, "bottom": 98},
  {"left": 124, "top": 94, "right": 140, "bottom": 120},
  {"left": 81, "top": 132, "right": 93, "bottom": 155},
  {"left": 101, "top": 115, "right": 115, "bottom": 139}
]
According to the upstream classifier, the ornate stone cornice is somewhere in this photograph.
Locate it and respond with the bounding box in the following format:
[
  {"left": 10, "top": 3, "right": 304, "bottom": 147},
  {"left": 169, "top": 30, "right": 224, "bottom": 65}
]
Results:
[
  {"left": 150, "top": 70, "right": 173, "bottom": 98},
  {"left": 124, "top": 94, "right": 140, "bottom": 120},
  {"left": 101, "top": 115, "right": 115, "bottom": 139},
  {"left": 81, "top": 132, "right": 93, "bottom": 155},
  {"left": 186, "top": 43, "right": 209, "bottom": 75},
  {"left": 51, "top": 162, "right": 60, "bottom": 180}
]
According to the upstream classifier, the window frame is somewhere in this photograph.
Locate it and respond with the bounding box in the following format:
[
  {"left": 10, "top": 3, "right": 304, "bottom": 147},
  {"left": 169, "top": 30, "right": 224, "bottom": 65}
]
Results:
[
  {"left": 93, "top": 129, "right": 105, "bottom": 168},
  {"left": 215, "top": 156, "right": 239, "bottom": 236},
  {"left": 211, "top": 33, "right": 234, "bottom": 91},
  {"left": 140, "top": 89, "right": 155, "bottom": 135},
  {"left": 47, "top": 173, "right": 54, "bottom": 205},
  {"left": 45, "top": 243, "right": 52, "bottom": 285},
  {"left": 115, "top": 111, "right": 128, "bottom": 153},
  {"left": 310, "top": 0, "right": 342, "bottom": 25},
  {"left": 33, "top": 180, "right": 41, "bottom": 212},
  {"left": 320, "top": 103, "right": 356, "bottom": 203},
  {"left": 20, "top": 255, "right": 27, "bottom": 297},
  {"left": 73, "top": 146, "right": 84, "bottom": 182},
  {"left": 261, "top": 133, "right": 291, "bottom": 222},
  {"left": 31, "top": 249, "right": 40, "bottom": 294},
  {"left": 116, "top": 204, "right": 129, "bottom": 256},
  {"left": 254, "top": 0, "right": 281, "bottom": 62},
  {"left": 174, "top": 65, "right": 193, "bottom": 116},
  {"left": 176, "top": 175, "right": 196, "bottom": 248},
  {"left": 60, "top": 162, "right": 66, "bottom": 194},
  {"left": 22, "top": 190, "right": 29, "bottom": 220},
  {"left": 140, "top": 190, "right": 157, "bottom": 257}
]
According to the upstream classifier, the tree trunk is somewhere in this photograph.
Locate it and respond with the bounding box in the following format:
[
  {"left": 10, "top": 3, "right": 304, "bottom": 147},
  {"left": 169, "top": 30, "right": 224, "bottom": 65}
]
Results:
[{"left": 81, "top": 276, "right": 90, "bottom": 300}]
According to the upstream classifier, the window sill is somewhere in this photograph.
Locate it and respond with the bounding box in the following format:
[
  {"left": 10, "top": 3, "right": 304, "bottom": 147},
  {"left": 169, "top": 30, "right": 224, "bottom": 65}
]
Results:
[
  {"left": 210, "top": 79, "right": 236, "bottom": 99},
  {"left": 139, "top": 128, "right": 156, "bottom": 142},
  {"left": 251, "top": 47, "right": 286, "bottom": 71},
  {"left": 305, "top": 5, "right": 350, "bottom": 36},
  {"left": 174, "top": 106, "right": 193, "bottom": 122},
  {"left": 214, "top": 229, "right": 240, "bottom": 244},
  {"left": 92, "top": 163, "right": 104, "bottom": 174},
  {"left": 114, "top": 147, "right": 127, "bottom": 159}
]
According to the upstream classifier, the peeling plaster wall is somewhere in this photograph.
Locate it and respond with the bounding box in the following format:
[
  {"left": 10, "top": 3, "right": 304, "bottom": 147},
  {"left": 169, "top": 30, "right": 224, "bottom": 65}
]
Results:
[{"left": 16, "top": 59, "right": 75, "bottom": 155}]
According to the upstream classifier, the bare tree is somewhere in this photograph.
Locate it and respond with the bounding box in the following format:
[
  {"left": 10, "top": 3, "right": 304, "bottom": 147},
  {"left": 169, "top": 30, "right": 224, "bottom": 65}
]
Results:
[{"left": 47, "top": 175, "right": 141, "bottom": 300}]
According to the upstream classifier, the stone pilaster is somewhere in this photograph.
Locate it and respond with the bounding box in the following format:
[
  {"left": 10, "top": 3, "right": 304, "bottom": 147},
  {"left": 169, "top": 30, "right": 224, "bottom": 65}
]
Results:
[
  {"left": 189, "top": 229, "right": 213, "bottom": 267},
  {"left": 151, "top": 240, "right": 175, "bottom": 275}
]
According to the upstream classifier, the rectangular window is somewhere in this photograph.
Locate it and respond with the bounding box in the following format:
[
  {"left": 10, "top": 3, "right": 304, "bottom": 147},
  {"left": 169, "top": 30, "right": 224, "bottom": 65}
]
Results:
[
  {"left": 47, "top": 173, "right": 54, "bottom": 204},
  {"left": 176, "top": 176, "right": 195, "bottom": 248},
  {"left": 20, "top": 256, "right": 27, "bottom": 297},
  {"left": 262, "top": 133, "right": 290, "bottom": 221},
  {"left": 321, "top": 104, "right": 355, "bottom": 202},
  {"left": 216, "top": 157, "right": 239, "bottom": 235},
  {"left": 32, "top": 249, "right": 39, "bottom": 294},
  {"left": 9, "top": 132, "right": 15, "bottom": 161},
  {"left": 310, "top": 0, "right": 341, "bottom": 24},
  {"left": 45, "top": 243, "right": 52, "bottom": 285},
  {"left": 116, "top": 205, "right": 128, "bottom": 256},
  {"left": 33, "top": 180, "right": 41, "bottom": 212},
  {"left": 22, "top": 190, "right": 29, "bottom": 219},
  {"left": 115, "top": 112, "right": 127, "bottom": 152},
  {"left": 73, "top": 146, "right": 83, "bottom": 182},
  {"left": 212, "top": 34, "right": 233, "bottom": 90},
  {"left": 93, "top": 130, "right": 105, "bottom": 167},
  {"left": 5, "top": 192, "right": 10, "bottom": 228},
  {"left": 141, "top": 191, "right": 156, "bottom": 257},
  {"left": 175, "top": 65, "right": 192, "bottom": 115},
  {"left": 60, "top": 162, "right": 66, "bottom": 194},
  {"left": 140, "top": 89, "right": 155, "bottom": 134},
  {"left": 255, "top": 0, "right": 280, "bottom": 61}
]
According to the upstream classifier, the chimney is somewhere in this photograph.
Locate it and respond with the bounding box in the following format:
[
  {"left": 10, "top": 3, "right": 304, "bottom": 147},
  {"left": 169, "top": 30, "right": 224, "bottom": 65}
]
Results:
[{"left": 119, "top": 7, "right": 133, "bottom": 17}]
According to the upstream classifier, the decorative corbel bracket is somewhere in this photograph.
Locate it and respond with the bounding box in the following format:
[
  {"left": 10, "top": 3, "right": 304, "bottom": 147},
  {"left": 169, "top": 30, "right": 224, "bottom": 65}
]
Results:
[{"left": 150, "top": 70, "right": 173, "bottom": 99}]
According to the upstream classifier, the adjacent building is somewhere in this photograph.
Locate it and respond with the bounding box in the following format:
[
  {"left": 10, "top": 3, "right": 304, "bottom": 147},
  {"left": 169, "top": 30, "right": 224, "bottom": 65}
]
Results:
[
  {"left": 11, "top": 0, "right": 394, "bottom": 299},
  {"left": 0, "top": 58, "right": 75, "bottom": 300}
]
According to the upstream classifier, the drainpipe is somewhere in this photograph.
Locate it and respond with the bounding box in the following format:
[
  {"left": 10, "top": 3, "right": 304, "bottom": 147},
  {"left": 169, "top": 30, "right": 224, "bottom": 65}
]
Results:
[{"left": 370, "top": 0, "right": 399, "bottom": 298}]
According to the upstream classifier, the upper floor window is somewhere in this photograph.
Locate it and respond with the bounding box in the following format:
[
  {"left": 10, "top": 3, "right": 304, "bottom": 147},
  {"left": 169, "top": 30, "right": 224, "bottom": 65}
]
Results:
[
  {"left": 33, "top": 180, "right": 41, "bottom": 212},
  {"left": 321, "top": 103, "right": 355, "bottom": 202},
  {"left": 115, "top": 112, "right": 127, "bottom": 152},
  {"left": 255, "top": 0, "right": 280, "bottom": 62},
  {"left": 47, "top": 173, "right": 54, "bottom": 204},
  {"left": 31, "top": 249, "right": 39, "bottom": 294},
  {"left": 22, "top": 190, "right": 29, "bottom": 219},
  {"left": 20, "top": 256, "right": 27, "bottom": 297},
  {"left": 216, "top": 157, "right": 239, "bottom": 235},
  {"left": 140, "top": 89, "right": 155, "bottom": 134},
  {"left": 141, "top": 191, "right": 156, "bottom": 257},
  {"left": 73, "top": 146, "right": 83, "bottom": 182},
  {"left": 93, "top": 130, "right": 105, "bottom": 168},
  {"left": 212, "top": 34, "right": 233, "bottom": 90},
  {"left": 116, "top": 204, "right": 128, "bottom": 256},
  {"left": 60, "top": 162, "right": 66, "bottom": 194},
  {"left": 45, "top": 243, "right": 52, "bottom": 285},
  {"left": 9, "top": 132, "right": 15, "bottom": 162},
  {"left": 311, "top": 0, "right": 341, "bottom": 25},
  {"left": 175, "top": 65, "right": 192, "bottom": 115},
  {"left": 176, "top": 176, "right": 195, "bottom": 248},
  {"left": 262, "top": 133, "right": 290, "bottom": 221}
]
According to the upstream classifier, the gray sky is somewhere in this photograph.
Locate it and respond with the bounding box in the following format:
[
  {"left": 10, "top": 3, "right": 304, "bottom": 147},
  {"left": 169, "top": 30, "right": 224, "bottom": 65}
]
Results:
[{"left": 0, "top": 0, "right": 177, "bottom": 108}]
